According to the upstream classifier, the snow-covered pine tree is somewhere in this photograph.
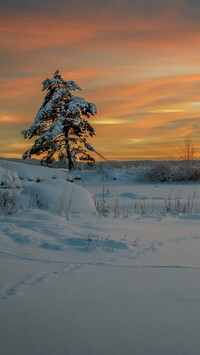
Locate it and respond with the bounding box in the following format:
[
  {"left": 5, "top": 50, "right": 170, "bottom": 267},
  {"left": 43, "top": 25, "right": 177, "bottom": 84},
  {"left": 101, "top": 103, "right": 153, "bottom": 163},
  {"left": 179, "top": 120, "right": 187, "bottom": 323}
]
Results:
[{"left": 21, "top": 70, "right": 97, "bottom": 170}]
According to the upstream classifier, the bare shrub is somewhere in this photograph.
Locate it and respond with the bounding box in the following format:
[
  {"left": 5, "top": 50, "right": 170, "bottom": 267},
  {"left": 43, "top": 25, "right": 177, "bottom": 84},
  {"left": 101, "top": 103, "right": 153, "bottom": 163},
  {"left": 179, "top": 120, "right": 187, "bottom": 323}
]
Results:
[
  {"left": 0, "top": 191, "right": 16, "bottom": 214},
  {"left": 138, "top": 162, "right": 172, "bottom": 182},
  {"left": 137, "top": 161, "right": 200, "bottom": 183},
  {"left": 178, "top": 136, "right": 199, "bottom": 162}
]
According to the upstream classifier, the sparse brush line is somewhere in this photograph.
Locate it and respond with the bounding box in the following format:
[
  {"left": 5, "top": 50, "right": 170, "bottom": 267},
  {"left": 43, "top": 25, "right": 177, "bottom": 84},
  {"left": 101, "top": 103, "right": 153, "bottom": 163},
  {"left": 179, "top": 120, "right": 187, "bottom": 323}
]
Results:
[{"left": 96, "top": 190, "right": 200, "bottom": 218}]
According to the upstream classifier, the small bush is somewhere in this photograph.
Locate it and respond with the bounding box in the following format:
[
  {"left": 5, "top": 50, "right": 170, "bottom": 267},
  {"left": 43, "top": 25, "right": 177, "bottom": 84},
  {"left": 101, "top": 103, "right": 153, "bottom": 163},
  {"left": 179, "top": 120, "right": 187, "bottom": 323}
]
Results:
[
  {"left": 138, "top": 162, "right": 173, "bottom": 182},
  {"left": 0, "top": 191, "right": 16, "bottom": 214},
  {"left": 137, "top": 161, "right": 200, "bottom": 183}
]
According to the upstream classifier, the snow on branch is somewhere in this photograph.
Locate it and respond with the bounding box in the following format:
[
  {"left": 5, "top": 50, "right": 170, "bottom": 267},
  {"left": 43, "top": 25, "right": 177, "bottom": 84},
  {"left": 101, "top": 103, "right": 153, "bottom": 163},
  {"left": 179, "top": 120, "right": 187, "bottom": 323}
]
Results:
[
  {"left": 21, "top": 70, "right": 98, "bottom": 169},
  {"left": 67, "top": 96, "right": 97, "bottom": 116},
  {"left": 42, "top": 70, "right": 81, "bottom": 92}
]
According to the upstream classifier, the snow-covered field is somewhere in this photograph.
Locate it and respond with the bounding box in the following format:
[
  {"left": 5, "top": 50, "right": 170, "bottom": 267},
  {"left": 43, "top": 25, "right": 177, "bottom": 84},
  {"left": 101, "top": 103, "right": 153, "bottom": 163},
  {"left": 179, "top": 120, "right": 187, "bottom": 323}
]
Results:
[{"left": 1, "top": 159, "right": 200, "bottom": 355}]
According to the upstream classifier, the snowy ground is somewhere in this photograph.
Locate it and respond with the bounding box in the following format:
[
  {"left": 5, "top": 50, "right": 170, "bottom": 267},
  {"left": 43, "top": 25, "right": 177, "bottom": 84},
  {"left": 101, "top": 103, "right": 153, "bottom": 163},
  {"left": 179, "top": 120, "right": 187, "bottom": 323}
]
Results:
[{"left": 1, "top": 159, "right": 200, "bottom": 355}]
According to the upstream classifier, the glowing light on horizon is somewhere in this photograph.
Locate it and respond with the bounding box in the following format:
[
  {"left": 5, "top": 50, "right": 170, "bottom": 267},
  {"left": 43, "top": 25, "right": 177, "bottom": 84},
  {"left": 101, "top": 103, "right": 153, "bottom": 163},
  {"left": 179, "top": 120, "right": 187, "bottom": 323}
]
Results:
[
  {"left": 130, "top": 139, "right": 144, "bottom": 144},
  {"left": 148, "top": 109, "right": 188, "bottom": 114},
  {"left": 93, "top": 119, "right": 126, "bottom": 124},
  {"left": 189, "top": 101, "right": 200, "bottom": 111},
  {"left": 0, "top": 115, "right": 18, "bottom": 123}
]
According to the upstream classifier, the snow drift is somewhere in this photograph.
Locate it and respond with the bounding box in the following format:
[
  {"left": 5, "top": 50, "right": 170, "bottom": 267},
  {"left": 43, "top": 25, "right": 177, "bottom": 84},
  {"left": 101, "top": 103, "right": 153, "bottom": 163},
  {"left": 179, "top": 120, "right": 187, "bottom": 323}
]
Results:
[
  {"left": 0, "top": 158, "right": 71, "bottom": 181},
  {"left": 16, "top": 178, "right": 96, "bottom": 214}
]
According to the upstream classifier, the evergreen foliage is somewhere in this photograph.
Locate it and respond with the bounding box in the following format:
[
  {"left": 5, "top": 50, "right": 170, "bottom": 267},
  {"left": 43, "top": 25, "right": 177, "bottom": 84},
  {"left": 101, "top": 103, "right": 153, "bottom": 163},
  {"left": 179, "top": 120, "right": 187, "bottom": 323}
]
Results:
[{"left": 21, "top": 70, "right": 97, "bottom": 170}]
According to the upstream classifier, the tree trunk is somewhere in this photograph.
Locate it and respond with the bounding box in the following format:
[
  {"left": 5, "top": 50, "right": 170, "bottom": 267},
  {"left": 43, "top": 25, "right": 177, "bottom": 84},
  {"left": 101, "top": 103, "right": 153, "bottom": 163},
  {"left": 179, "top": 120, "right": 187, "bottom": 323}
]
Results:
[
  {"left": 65, "top": 129, "right": 74, "bottom": 171},
  {"left": 67, "top": 148, "right": 74, "bottom": 171}
]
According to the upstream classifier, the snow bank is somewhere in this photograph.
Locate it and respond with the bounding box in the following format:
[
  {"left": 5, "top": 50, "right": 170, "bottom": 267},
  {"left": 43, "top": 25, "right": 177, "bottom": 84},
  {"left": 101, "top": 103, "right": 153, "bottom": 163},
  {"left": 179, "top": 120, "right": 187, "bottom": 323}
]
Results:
[
  {"left": 16, "top": 179, "right": 96, "bottom": 214},
  {"left": 1, "top": 160, "right": 200, "bottom": 355},
  {"left": 69, "top": 167, "right": 136, "bottom": 184},
  {"left": 0, "top": 158, "right": 71, "bottom": 181}
]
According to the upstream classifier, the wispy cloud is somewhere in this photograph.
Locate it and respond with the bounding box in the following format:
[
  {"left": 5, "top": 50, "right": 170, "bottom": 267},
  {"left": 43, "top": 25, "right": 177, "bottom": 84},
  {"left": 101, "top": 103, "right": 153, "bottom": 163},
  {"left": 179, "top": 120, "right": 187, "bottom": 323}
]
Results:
[{"left": 1, "top": 0, "right": 200, "bottom": 159}]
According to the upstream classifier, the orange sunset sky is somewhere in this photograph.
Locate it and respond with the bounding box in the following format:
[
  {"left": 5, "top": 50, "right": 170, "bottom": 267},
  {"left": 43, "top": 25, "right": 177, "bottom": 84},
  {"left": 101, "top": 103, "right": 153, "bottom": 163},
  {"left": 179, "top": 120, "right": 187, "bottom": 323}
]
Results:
[{"left": 1, "top": 0, "right": 200, "bottom": 161}]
